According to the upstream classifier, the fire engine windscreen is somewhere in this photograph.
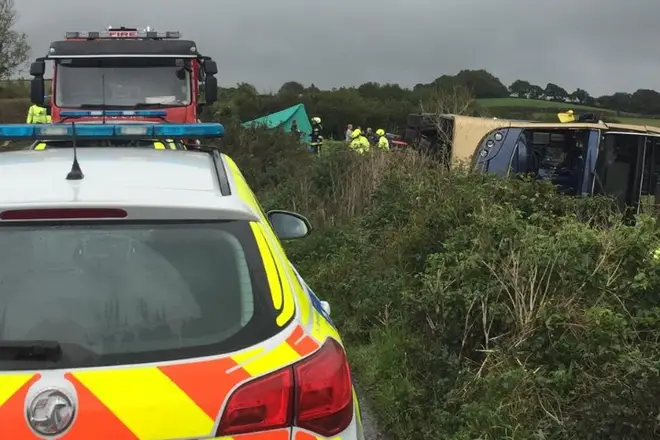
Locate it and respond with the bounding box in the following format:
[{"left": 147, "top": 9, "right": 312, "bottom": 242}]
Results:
[{"left": 55, "top": 58, "right": 191, "bottom": 108}]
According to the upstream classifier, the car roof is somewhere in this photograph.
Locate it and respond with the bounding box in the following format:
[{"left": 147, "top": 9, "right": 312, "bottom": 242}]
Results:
[{"left": 0, "top": 148, "right": 259, "bottom": 220}]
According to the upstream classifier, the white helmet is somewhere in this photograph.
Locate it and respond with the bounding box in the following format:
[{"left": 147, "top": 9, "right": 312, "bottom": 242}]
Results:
[{"left": 311, "top": 117, "right": 321, "bottom": 124}]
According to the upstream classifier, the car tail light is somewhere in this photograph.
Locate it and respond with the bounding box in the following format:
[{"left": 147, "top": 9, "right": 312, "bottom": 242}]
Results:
[
  {"left": 217, "top": 368, "right": 293, "bottom": 435},
  {"left": 0, "top": 208, "right": 127, "bottom": 220},
  {"left": 217, "top": 338, "right": 353, "bottom": 437},
  {"left": 295, "top": 338, "right": 353, "bottom": 436}
]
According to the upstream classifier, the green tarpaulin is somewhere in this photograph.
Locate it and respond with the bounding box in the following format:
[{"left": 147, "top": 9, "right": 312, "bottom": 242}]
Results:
[{"left": 242, "top": 103, "right": 312, "bottom": 142}]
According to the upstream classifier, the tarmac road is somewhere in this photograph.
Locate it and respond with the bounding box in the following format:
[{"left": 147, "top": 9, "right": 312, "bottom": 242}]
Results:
[{"left": 357, "top": 384, "right": 390, "bottom": 440}]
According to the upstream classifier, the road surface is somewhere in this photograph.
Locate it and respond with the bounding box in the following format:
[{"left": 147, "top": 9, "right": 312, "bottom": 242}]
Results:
[{"left": 357, "top": 384, "right": 390, "bottom": 439}]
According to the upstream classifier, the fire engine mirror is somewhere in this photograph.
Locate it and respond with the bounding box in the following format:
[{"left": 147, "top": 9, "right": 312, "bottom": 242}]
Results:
[
  {"left": 267, "top": 210, "right": 312, "bottom": 240},
  {"left": 204, "top": 76, "right": 218, "bottom": 104},
  {"left": 29, "top": 61, "right": 45, "bottom": 76},
  {"left": 203, "top": 60, "right": 218, "bottom": 75},
  {"left": 30, "top": 77, "right": 45, "bottom": 106}
]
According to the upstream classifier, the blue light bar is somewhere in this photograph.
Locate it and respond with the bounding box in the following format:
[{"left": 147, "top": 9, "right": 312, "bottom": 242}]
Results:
[
  {"left": 0, "top": 123, "right": 225, "bottom": 140},
  {"left": 59, "top": 110, "right": 168, "bottom": 117},
  {"left": 154, "top": 123, "right": 224, "bottom": 137}
]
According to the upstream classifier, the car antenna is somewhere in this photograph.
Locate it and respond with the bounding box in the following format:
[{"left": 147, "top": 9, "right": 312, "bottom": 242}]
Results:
[
  {"left": 101, "top": 73, "right": 108, "bottom": 124},
  {"left": 66, "top": 122, "right": 84, "bottom": 180}
]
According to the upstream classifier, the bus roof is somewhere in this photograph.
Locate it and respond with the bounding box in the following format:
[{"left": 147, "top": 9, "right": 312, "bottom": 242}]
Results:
[{"left": 441, "top": 114, "right": 659, "bottom": 164}]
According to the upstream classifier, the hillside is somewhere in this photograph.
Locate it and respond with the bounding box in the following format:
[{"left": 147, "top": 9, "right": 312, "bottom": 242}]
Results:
[{"left": 477, "top": 97, "right": 660, "bottom": 127}]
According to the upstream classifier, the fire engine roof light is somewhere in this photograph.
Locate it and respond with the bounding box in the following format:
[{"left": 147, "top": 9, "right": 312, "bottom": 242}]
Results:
[
  {"left": 65, "top": 30, "right": 181, "bottom": 39},
  {"left": 0, "top": 123, "right": 224, "bottom": 140},
  {"left": 60, "top": 110, "right": 168, "bottom": 118}
]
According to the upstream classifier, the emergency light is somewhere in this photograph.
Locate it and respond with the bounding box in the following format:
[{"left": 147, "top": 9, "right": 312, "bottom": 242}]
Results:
[
  {"left": 65, "top": 31, "right": 180, "bottom": 40},
  {"left": 60, "top": 110, "right": 168, "bottom": 117},
  {"left": 0, "top": 123, "right": 224, "bottom": 140}
]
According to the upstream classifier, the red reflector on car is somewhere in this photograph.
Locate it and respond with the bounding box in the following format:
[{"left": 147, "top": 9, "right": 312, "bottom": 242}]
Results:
[{"left": 0, "top": 208, "right": 128, "bottom": 220}]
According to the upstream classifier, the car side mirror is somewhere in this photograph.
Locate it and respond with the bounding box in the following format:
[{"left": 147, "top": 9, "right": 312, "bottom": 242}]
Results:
[{"left": 267, "top": 210, "right": 311, "bottom": 240}]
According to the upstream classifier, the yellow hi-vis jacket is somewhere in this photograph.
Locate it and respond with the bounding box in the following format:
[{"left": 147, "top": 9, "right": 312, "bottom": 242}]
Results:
[
  {"left": 349, "top": 136, "right": 370, "bottom": 154},
  {"left": 377, "top": 135, "right": 390, "bottom": 151},
  {"left": 26, "top": 105, "right": 51, "bottom": 124}
]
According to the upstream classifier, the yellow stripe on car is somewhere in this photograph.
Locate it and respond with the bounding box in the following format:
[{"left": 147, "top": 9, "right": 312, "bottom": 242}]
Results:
[
  {"left": 259, "top": 228, "right": 297, "bottom": 327},
  {"left": 73, "top": 367, "right": 214, "bottom": 439},
  {"left": 250, "top": 222, "right": 283, "bottom": 311},
  {"left": 0, "top": 374, "right": 33, "bottom": 407},
  {"left": 226, "top": 156, "right": 296, "bottom": 327},
  {"left": 232, "top": 341, "right": 301, "bottom": 377}
]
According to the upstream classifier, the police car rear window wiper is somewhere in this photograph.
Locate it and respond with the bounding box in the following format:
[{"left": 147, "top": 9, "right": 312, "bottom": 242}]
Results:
[{"left": 0, "top": 340, "right": 62, "bottom": 361}]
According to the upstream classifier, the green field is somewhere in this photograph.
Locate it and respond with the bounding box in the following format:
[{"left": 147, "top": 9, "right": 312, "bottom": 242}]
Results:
[
  {"left": 477, "top": 97, "right": 660, "bottom": 127},
  {"left": 477, "top": 97, "right": 612, "bottom": 112}
]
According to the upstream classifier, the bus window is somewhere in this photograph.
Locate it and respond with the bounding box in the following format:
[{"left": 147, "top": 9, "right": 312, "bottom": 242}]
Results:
[
  {"left": 524, "top": 129, "right": 589, "bottom": 195},
  {"left": 638, "top": 136, "right": 660, "bottom": 215},
  {"left": 594, "top": 133, "right": 644, "bottom": 211}
]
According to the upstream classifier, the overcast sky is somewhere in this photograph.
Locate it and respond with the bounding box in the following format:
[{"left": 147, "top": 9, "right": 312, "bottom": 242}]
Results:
[{"left": 14, "top": 0, "right": 660, "bottom": 96}]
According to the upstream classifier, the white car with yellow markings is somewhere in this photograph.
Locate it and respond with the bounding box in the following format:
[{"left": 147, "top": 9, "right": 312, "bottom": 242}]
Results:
[{"left": 0, "top": 122, "right": 364, "bottom": 440}]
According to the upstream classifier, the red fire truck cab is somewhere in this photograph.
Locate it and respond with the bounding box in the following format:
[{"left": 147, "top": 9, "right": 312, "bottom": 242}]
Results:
[{"left": 29, "top": 26, "right": 218, "bottom": 124}]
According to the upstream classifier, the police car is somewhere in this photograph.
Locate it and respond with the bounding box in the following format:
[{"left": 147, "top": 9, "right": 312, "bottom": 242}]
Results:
[{"left": 0, "top": 122, "right": 364, "bottom": 440}]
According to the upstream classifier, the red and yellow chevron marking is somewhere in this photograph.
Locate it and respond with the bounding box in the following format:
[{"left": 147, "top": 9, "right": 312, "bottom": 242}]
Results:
[
  {"left": 0, "top": 325, "right": 321, "bottom": 440},
  {"left": 0, "top": 373, "right": 40, "bottom": 438}
]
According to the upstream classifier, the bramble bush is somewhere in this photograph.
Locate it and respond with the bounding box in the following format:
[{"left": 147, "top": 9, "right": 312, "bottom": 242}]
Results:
[{"left": 226, "top": 124, "right": 660, "bottom": 439}]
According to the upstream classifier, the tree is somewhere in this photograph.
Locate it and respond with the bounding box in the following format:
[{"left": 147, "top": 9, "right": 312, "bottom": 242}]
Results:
[
  {"left": 630, "top": 89, "right": 660, "bottom": 114},
  {"left": 597, "top": 92, "right": 632, "bottom": 113},
  {"left": 508, "top": 80, "right": 532, "bottom": 98},
  {"left": 570, "top": 88, "right": 591, "bottom": 104},
  {"left": 528, "top": 85, "right": 544, "bottom": 99},
  {"left": 0, "top": 0, "right": 29, "bottom": 80},
  {"left": 544, "top": 83, "right": 568, "bottom": 101},
  {"left": 454, "top": 69, "right": 509, "bottom": 99},
  {"left": 278, "top": 81, "right": 305, "bottom": 96}
]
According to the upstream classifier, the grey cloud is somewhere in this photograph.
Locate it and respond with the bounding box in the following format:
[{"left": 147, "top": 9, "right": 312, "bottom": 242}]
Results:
[{"left": 14, "top": 0, "right": 660, "bottom": 96}]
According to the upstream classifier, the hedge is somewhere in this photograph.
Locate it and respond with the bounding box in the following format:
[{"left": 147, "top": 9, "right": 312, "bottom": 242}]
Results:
[{"left": 219, "top": 124, "right": 660, "bottom": 440}]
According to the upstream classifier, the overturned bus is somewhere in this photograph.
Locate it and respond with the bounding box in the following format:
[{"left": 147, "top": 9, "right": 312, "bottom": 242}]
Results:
[{"left": 403, "top": 112, "right": 660, "bottom": 214}]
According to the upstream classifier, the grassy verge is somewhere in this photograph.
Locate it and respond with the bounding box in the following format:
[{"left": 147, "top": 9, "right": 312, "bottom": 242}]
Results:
[{"left": 222, "top": 123, "right": 660, "bottom": 440}]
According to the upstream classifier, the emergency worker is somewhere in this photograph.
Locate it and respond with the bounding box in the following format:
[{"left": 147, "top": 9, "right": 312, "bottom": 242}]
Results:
[
  {"left": 349, "top": 128, "right": 370, "bottom": 154},
  {"left": 376, "top": 129, "right": 390, "bottom": 151},
  {"left": 26, "top": 96, "right": 51, "bottom": 124},
  {"left": 310, "top": 116, "right": 323, "bottom": 153},
  {"left": 153, "top": 139, "right": 178, "bottom": 150},
  {"left": 366, "top": 127, "right": 376, "bottom": 145}
]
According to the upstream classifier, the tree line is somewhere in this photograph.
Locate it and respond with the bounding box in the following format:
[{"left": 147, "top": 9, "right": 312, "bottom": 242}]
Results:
[{"left": 209, "top": 68, "right": 660, "bottom": 139}]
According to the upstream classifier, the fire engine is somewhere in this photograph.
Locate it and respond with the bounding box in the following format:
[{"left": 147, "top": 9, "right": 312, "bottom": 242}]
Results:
[{"left": 28, "top": 26, "right": 218, "bottom": 124}]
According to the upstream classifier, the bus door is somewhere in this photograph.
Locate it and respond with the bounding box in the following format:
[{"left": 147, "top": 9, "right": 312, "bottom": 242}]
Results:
[{"left": 592, "top": 131, "right": 646, "bottom": 212}]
